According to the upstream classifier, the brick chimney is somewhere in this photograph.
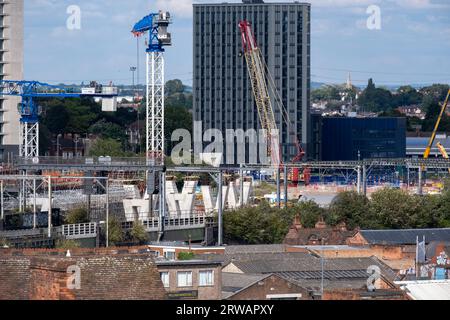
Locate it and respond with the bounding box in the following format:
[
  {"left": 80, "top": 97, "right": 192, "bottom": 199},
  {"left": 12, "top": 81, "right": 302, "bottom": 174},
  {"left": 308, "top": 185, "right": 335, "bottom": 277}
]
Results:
[
  {"left": 315, "top": 217, "right": 327, "bottom": 229},
  {"left": 294, "top": 215, "right": 303, "bottom": 229}
]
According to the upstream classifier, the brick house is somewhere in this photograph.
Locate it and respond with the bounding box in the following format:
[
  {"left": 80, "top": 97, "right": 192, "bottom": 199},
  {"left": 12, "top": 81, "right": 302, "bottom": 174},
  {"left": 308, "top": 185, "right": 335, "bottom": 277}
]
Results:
[
  {"left": 223, "top": 273, "right": 309, "bottom": 300},
  {"left": 156, "top": 260, "right": 223, "bottom": 300},
  {"left": 284, "top": 216, "right": 357, "bottom": 246},
  {"left": 46, "top": 134, "right": 87, "bottom": 158},
  {"left": 0, "top": 252, "right": 166, "bottom": 300}
]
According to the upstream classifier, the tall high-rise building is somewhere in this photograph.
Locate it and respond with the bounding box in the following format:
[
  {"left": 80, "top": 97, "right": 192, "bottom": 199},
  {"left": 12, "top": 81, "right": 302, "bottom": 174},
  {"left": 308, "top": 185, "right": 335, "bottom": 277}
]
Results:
[
  {"left": 193, "top": 0, "right": 311, "bottom": 165},
  {"left": 1, "top": 0, "right": 24, "bottom": 162}
]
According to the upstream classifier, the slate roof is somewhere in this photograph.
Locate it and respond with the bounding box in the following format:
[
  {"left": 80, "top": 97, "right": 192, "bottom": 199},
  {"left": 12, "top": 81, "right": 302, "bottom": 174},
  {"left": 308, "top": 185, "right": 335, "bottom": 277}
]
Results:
[
  {"left": 224, "top": 244, "right": 286, "bottom": 254},
  {"left": 360, "top": 228, "right": 450, "bottom": 245},
  {"left": 284, "top": 225, "right": 357, "bottom": 245},
  {"left": 222, "top": 273, "right": 268, "bottom": 299}
]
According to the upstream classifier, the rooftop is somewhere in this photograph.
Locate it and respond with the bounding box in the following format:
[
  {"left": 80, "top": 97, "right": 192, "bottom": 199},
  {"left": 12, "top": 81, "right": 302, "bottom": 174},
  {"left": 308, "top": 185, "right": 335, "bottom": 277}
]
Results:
[
  {"left": 395, "top": 280, "right": 450, "bottom": 300},
  {"left": 360, "top": 228, "right": 450, "bottom": 245}
]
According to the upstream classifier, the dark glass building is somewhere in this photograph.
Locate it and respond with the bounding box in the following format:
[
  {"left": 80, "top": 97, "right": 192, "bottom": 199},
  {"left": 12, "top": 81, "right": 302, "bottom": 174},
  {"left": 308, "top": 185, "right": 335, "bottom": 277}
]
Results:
[
  {"left": 313, "top": 116, "right": 406, "bottom": 161},
  {"left": 193, "top": 1, "right": 311, "bottom": 164}
]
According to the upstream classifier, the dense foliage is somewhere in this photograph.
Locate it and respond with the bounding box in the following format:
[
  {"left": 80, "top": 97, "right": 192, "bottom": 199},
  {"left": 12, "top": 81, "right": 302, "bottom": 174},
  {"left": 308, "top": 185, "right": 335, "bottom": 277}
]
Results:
[
  {"left": 224, "top": 189, "right": 450, "bottom": 245},
  {"left": 64, "top": 207, "right": 89, "bottom": 225},
  {"left": 38, "top": 79, "right": 193, "bottom": 157}
]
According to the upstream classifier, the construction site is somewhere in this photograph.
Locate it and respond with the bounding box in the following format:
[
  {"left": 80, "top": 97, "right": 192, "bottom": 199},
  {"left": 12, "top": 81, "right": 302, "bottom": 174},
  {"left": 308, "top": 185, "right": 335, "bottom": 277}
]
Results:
[{"left": 1, "top": 9, "right": 450, "bottom": 250}]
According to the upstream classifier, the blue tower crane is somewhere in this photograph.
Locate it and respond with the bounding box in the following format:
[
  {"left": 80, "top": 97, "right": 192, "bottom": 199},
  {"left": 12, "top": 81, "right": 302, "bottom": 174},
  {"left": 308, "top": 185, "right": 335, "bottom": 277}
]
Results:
[
  {"left": 132, "top": 11, "right": 171, "bottom": 166},
  {"left": 132, "top": 11, "right": 172, "bottom": 243},
  {"left": 0, "top": 80, "right": 117, "bottom": 159}
]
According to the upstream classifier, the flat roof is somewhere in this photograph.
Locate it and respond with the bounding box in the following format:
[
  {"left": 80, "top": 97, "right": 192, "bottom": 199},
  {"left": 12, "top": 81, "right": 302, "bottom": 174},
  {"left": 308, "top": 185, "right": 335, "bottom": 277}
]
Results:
[
  {"left": 395, "top": 280, "right": 450, "bottom": 300},
  {"left": 293, "top": 245, "right": 369, "bottom": 251},
  {"left": 194, "top": 2, "right": 311, "bottom": 7},
  {"left": 155, "top": 259, "right": 223, "bottom": 267}
]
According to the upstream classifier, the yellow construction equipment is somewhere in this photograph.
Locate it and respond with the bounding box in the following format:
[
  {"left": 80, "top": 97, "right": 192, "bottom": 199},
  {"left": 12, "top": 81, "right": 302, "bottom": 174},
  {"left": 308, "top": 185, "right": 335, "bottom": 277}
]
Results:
[
  {"left": 423, "top": 89, "right": 450, "bottom": 159},
  {"left": 436, "top": 142, "right": 450, "bottom": 173},
  {"left": 437, "top": 142, "right": 449, "bottom": 159}
]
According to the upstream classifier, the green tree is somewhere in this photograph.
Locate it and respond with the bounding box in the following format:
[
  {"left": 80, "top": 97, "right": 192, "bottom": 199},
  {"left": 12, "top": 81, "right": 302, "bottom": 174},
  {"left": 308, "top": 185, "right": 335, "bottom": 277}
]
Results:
[
  {"left": 130, "top": 220, "right": 149, "bottom": 244},
  {"left": 65, "top": 98, "right": 101, "bottom": 134},
  {"left": 107, "top": 218, "right": 124, "bottom": 246},
  {"left": 65, "top": 207, "right": 89, "bottom": 225},
  {"left": 311, "top": 85, "right": 341, "bottom": 102},
  {"left": 41, "top": 103, "right": 70, "bottom": 134},
  {"left": 166, "top": 79, "right": 185, "bottom": 96},
  {"left": 328, "top": 191, "right": 371, "bottom": 229},
  {"left": 223, "top": 203, "right": 316, "bottom": 245},
  {"left": 420, "top": 84, "right": 450, "bottom": 102},
  {"left": 56, "top": 239, "right": 81, "bottom": 250},
  {"left": 178, "top": 252, "right": 195, "bottom": 260},
  {"left": 393, "top": 86, "right": 423, "bottom": 106},
  {"left": 358, "top": 79, "right": 394, "bottom": 112},
  {"left": 89, "top": 120, "right": 128, "bottom": 147},
  {"left": 89, "top": 138, "right": 126, "bottom": 157},
  {"left": 165, "top": 105, "right": 193, "bottom": 154},
  {"left": 39, "top": 124, "right": 52, "bottom": 156},
  {"left": 296, "top": 201, "right": 324, "bottom": 228},
  {"left": 369, "top": 188, "right": 421, "bottom": 229},
  {"left": 422, "top": 97, "right": 450, "bottom": 132},
  {"left": 223, "top": 203, "right": 285, "bottom": 244}
]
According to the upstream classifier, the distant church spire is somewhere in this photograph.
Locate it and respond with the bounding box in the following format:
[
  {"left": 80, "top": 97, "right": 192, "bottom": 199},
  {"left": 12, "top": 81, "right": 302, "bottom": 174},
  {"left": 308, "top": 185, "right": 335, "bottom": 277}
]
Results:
[{"left": 346, "top": 72, "right": 352, "bottom": 89}]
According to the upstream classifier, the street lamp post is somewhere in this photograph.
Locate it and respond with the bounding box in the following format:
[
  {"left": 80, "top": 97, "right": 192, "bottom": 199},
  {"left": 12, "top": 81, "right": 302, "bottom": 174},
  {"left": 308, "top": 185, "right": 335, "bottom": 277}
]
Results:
[
  {"left": 56, "top": 134, "right": 62, "bottom": 161},
  {"left": 74, "top": 137, "right": 80, "bottom": 158},
  {"left": 130, "top": 66, "right": 137, "bottom": 89}
]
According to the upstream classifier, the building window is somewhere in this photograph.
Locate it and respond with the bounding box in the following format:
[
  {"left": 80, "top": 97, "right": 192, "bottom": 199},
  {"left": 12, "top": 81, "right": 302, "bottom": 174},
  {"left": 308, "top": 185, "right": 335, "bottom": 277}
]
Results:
[
  {"left": 163, "top": 249, "right": 176, "bottom": 261},
  {"left": 160, "top": 272, "right": 169, "bottom": 288},
  {"left": 199, "top": 270, "right": 214, "bottom": 286},
  {"left": 177, "top": 271, "right": 193, "bottom": 287}
]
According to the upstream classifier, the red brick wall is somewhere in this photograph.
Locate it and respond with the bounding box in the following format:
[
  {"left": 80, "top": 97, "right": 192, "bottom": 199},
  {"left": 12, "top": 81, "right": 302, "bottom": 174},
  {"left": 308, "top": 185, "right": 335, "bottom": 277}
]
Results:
[
  {"left": 0, "top": 257, "right": 31, "bottom": 300},
  {"left": 28, "top": 255, "right": 167, "bottom": 300},
  {"left": 323, "top": 289, "right": 407, "bottom": 300},
  {"left": 0, "top": 251, "right": 167, "bottom": 300}
]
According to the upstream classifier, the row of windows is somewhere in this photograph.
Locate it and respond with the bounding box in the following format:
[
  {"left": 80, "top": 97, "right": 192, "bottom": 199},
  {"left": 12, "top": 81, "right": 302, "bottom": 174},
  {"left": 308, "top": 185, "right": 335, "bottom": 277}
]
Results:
[{"left": 160, "top": 270, "right": 214, "bottom": 288}]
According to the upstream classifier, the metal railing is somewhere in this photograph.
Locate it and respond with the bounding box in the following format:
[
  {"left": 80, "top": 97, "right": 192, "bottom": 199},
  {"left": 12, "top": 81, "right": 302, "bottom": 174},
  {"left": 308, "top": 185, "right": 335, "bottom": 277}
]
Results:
[
  {"left": 15, "top": 156, "right": 154, "bottom": 167},
  {"left": 122, "top": 215, "right": 212, "bottom": 232},
  {"left": 62, "top": 222, "right": 97, "bottom": 239}
]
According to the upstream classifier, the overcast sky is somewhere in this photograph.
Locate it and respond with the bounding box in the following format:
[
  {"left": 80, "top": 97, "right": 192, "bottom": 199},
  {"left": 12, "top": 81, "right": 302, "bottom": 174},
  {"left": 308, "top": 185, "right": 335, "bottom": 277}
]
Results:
[{"left": 24, "top": 0, "right": 450, "bottom": 87}]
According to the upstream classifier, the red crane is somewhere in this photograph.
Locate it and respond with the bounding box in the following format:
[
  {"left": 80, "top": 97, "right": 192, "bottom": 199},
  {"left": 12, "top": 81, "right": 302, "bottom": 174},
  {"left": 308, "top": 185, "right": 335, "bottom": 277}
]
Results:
[{"left": 239, "top": 20, "right": 308, "bottom": 186}]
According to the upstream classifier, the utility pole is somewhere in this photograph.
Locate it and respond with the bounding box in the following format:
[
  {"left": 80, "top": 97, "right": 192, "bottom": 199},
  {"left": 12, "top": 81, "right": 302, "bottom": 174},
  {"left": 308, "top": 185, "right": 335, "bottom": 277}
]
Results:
[
  {"left": 1, "top": 180, "right": 4, "bottom": 221},
  {"left": 47, "top": 176, "right": 52, "bottom": 238},
  {"left": 321, "top": 238, "right": 325, "bottom": 299},
  {"left": 106, "top": 178, "right": 109, "bottom": 248},
  {"left": 33, "top": 179, "right": 37, "bottom": 229}
]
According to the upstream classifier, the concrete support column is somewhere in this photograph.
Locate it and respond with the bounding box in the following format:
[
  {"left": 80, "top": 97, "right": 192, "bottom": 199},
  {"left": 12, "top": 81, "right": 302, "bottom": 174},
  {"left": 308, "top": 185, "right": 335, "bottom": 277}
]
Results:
[
  {"left": 418, "top": 166, "right": 423, "bottom": 196},
  {"left": 47, "top": 176, "right": 52, "bottom": 238},
  {"left": 1, "top": 180, "right": 4, "bottom": 221},
  {"left": 218, "top": 171, "right": 223, "bottom": 246},
  {"left": 356, "top": 166, "right": 362, "bottom": 195},
  {"left": 284, "top": 165, "right": 288, "bottom": 208},
  {"left": 239, "top": 165, "right": 244, "bottom": 208},
  {"left": 362, "top": 165, "right": 367, "bottom": 196},
  {"left": 106, "top": 178, "right": 109, "bottom": 247},
  {"left": 158, "top": 170, "right": 166, "bottom": 242},
  {"left": 276, "top": 167, "right": 281, "bottom": 209}
]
